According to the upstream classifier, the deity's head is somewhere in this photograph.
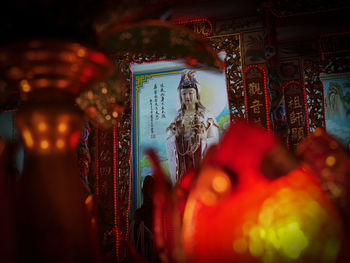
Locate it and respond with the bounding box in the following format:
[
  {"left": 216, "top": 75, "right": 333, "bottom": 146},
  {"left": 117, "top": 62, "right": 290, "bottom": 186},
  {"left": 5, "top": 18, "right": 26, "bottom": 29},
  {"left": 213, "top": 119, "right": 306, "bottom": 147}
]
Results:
[{"left": 178, "top": 70, "right": 204, "bottom": 110}]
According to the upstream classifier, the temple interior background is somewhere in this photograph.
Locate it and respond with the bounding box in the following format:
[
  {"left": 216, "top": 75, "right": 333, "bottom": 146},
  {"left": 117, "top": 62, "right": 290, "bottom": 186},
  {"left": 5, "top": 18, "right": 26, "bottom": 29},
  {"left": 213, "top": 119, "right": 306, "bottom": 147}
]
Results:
[{"left": 0, "top": 0, "right": 350, "bottom": 262}]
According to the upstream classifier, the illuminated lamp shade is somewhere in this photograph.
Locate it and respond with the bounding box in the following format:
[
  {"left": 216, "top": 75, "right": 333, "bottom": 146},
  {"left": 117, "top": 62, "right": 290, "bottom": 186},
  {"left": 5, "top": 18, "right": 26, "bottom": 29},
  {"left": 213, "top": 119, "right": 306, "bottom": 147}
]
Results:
[
  {"left": 0, "top": 39, "right": 112, "bottom": 262},
  {"left": 180, "top": 122, "right": 348, "bottom": 263},
  {"left": 76, "top": 73, "right": 126, "bottom": 129}
]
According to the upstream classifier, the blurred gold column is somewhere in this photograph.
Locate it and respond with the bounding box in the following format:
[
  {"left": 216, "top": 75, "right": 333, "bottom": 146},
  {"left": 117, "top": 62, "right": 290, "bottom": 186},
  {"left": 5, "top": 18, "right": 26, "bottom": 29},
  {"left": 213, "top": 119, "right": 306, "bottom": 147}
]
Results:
[{"left": 0, "top": 39, "right": 111, "bottom": 262}]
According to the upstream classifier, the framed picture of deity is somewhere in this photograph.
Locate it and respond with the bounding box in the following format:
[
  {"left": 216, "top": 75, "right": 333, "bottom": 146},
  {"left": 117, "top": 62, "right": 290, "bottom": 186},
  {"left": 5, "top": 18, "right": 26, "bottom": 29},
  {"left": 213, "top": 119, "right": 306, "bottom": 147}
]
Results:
[
  {"left": 131, "top": 58, "right": 230, "bottom": 207},
  {"left": 320, "top": 72, "right": 350, "bottom": 151}
]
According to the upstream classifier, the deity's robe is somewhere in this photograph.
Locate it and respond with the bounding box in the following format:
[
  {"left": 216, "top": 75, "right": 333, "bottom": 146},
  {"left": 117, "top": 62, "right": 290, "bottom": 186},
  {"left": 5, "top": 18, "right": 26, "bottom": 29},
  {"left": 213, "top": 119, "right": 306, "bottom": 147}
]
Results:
[{"left": 166, "top": 108, "right": 219, "bottom": 184}]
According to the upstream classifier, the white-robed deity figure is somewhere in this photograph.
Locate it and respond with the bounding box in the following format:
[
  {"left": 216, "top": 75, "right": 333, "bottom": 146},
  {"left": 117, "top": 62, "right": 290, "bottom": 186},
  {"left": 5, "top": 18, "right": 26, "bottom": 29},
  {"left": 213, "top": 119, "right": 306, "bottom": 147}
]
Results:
[{"left": 166, "top": 70, "right": 220, "bottom": 184}]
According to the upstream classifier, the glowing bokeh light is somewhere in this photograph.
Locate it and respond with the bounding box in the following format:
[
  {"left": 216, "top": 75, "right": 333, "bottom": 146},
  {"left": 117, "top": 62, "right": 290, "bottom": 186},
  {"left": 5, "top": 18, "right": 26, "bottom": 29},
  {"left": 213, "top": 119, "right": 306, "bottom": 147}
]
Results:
[
  {"left": 325, "top": 155, "right": 336, "bottom": 167},
  {"left": 277, "top": 222, "right": 308, "bottom": 259},
  {"left": 40, "top": 140, "right": 49, "bottom": 149},
  {"left": 38, "top": 122, "right": 47, "bottom": 132},
  {"left": 58, "top": 122, "right": 67, "bottom": 133},
  {"left": 56, "top": 139, "right": 65, "bottom": 149},
  {"left": 112, "top": 111, "right": 119, "bottom": 118},
  {"left": 20, "top": 79, "right": 31, "bottom": 92},
  {"left": 23, "top": 129, "right": 34, "bottom": 147},
  {"left": 77, "top": 48, "right": 86, "bottom": 57},
  {"left": 212, "top": 175, "right": 229, "bottom": 193}
]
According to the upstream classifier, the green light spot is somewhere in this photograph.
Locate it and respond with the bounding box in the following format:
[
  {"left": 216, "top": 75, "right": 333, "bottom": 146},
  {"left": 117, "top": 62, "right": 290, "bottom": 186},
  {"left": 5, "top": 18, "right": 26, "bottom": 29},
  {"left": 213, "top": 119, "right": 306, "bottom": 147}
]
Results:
[
  {"left": 260, "top": 229, "right": 266, "bottom": 239},
  {"left": 277, "top": 222, "right": 308, "bottom": 259}
]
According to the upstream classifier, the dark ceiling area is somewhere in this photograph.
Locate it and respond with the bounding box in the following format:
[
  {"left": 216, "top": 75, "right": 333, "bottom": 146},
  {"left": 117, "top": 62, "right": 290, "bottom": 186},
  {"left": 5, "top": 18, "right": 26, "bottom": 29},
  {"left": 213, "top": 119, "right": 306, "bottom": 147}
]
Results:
[
  {"left": 0, "top": 0, "right": 348, "bottom": 44},
  {"left": 167, "top": 0, "right": 350, "bottom": 42}
]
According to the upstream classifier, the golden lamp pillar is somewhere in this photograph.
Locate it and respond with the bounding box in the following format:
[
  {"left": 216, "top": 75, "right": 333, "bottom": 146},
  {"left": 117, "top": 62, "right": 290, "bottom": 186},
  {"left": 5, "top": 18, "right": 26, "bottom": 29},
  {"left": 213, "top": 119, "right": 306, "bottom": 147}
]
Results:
[{"left": 0, "top": 40, "right": 111, "bottom": 262}]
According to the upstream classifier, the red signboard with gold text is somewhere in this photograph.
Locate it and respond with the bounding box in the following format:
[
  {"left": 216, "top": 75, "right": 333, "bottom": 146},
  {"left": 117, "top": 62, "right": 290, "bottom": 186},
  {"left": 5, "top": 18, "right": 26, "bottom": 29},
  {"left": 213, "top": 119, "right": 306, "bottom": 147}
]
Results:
[
  {"left": 283, "top": 81, "right": 309, "bottom": 150},
  {"left": 244, "top": 65, "right": 270, "bottom": 131}
]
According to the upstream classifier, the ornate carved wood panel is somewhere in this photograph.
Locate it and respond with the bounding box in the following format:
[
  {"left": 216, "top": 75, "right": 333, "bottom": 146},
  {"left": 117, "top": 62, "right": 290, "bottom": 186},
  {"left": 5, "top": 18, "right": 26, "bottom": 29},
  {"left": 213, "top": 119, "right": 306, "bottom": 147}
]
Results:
[{"left": 208, "top": 34, "right": 244, "bottom": 119}]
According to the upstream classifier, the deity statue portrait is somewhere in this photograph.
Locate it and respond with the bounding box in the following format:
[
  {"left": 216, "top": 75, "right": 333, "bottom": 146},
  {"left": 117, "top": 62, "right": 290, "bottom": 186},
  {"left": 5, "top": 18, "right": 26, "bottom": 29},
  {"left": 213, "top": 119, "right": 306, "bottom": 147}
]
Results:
[{"left": 166, "top": 70, "right": 220, "bottom": 184}]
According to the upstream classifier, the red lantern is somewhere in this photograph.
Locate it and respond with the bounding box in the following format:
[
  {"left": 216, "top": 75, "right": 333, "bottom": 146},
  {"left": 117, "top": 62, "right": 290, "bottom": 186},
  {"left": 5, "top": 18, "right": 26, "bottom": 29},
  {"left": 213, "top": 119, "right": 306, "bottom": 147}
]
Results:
[
  {"left": 180, "top": 123, "right": 348, "bottom": 263},
  {"left": 152, "top": 122, "right": 349, "bottom": 263}
]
